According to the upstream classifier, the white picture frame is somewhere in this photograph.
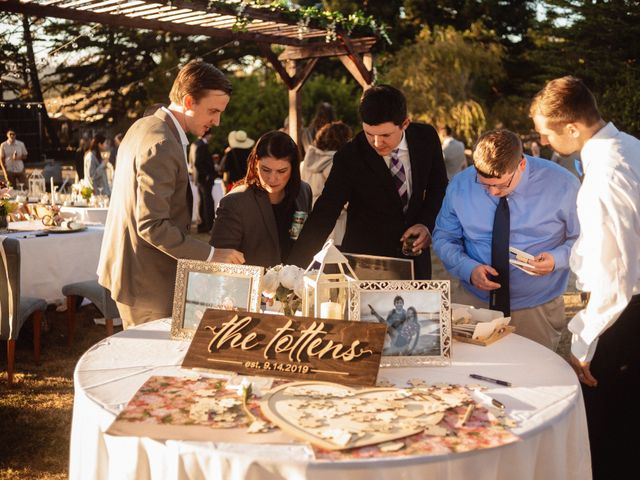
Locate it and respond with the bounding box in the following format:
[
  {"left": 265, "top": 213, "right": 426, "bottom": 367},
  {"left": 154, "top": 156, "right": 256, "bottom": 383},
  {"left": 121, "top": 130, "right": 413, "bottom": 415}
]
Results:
[{"left": 349, "top": 280, "right": 451, "bottom": 367}]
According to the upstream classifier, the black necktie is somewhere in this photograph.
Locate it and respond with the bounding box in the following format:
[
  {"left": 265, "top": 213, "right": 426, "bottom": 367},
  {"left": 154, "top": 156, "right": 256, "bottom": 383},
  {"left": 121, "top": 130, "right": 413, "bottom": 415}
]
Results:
[{"left": 490, "top": 196, "right": 510, "bottom": 316}]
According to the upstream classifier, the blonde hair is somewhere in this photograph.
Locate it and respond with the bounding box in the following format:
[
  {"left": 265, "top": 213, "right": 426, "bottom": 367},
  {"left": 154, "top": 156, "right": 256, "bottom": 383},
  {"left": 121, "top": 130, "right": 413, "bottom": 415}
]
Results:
[
  {"left": 529, "top": 76, "right": 601, "bottom": 127},
  {"left": 473, "top": 129, "right": 522, "bottom": 178}
]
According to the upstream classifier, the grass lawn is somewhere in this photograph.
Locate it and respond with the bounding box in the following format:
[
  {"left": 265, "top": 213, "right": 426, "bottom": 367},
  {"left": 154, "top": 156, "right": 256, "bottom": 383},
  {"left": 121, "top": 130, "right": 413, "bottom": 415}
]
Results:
[{"left": 1, "top": 302, "right": 116, "bottom": 480}]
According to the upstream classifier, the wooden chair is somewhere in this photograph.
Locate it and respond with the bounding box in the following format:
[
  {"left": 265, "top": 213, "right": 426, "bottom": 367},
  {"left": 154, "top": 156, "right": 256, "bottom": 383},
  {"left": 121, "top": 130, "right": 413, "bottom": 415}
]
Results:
[
  {"left": 1, "top": 237, "right": 48, "bottom": 386},
  {"left": 62, "top": 280, "right": 120, "bottom": 345}
]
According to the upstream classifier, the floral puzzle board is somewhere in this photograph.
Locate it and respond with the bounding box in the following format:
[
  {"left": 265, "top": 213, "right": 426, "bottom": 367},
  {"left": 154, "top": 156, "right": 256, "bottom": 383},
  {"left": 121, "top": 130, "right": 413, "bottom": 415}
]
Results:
[{"left": 106, "top": 375, "right": 519, "bottom": 460}]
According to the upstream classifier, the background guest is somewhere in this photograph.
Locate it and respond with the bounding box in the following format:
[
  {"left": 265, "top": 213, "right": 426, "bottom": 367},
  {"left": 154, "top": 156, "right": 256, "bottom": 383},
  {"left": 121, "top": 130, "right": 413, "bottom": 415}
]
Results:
[
  {"left": 194, "top": 131, "right": 216, "bottom": 233},
  {"left": 438, "top": 125, "right": 467, "bottom": 179},
  {"left": 210, "top": 130, "right": 311, "bottom": 268},
  {"left": 301, "top": 101, "right": 336, "bottom": 155},
  {"left": 0, "top": 129, "right": 28, "bottom": 187},
  {"left": 109, "top": 133, "right": 123, "bottom": 167},
  {"left": 221, "top": 130, "right": 254, "bottom": 190},
  {"left": 300, "top": 120, "right": 352, "bottom": 245},
  {"left": 84, "top": 134, "right": 111, "bottom": 196}
]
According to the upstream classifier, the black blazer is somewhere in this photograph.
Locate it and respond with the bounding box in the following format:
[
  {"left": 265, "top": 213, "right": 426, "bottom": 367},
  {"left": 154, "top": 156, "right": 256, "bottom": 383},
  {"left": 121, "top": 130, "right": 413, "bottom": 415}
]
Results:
[
  {"left": 210, "top": 183, "right": 312, "bottom": 268},
  {"left": 287, "top": 123, "right": 448, "bottom": 279},
  {"left": 195, "top": 139, "right": 215, "bottom": 184}
]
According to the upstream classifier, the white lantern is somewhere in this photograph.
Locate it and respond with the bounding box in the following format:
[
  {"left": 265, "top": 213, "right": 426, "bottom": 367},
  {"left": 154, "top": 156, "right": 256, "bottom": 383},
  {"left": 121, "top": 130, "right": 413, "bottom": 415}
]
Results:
[
  {"left": 28, "top": 170, "right": 46, "bottom": 202},
  {"left": 302, "top": 240, "right": 358, "bottom": 320}
]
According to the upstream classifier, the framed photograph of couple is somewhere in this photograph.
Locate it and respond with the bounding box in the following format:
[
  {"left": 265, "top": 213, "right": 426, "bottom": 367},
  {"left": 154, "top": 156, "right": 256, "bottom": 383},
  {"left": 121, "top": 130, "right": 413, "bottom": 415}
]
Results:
[
  {"left": 349, "top": 280, "right": 451, "bottom": 367},
  {"left": 171, "top": 260, "right": 263, "bottom": 339}
]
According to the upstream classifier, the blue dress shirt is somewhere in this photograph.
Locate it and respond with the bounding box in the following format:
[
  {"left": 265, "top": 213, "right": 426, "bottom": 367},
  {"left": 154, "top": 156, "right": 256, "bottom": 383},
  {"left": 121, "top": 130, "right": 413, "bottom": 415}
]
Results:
[{"left": 433, "top": 155, "right": 581, "bottom": 310}]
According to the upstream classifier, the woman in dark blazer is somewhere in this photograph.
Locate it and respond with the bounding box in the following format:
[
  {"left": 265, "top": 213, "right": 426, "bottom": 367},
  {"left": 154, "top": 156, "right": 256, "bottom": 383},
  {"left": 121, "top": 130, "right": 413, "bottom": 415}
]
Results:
[{"left": 210, "top": 131, "right": 312, "bottom": 268}]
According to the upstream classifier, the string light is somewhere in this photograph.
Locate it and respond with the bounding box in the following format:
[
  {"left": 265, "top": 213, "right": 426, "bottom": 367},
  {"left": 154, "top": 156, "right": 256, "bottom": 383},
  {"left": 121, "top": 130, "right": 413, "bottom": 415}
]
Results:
[{"left": 0, "top": 102, "right": 45, "bottom": 109}]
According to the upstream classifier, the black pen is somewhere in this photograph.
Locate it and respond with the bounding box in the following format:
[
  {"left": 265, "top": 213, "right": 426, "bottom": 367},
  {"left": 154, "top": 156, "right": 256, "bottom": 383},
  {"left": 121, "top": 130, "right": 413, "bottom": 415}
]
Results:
[
  {"left": 19, "top": 232, "right": 49, "bottom": 239},
  {"left": 469, "top": 374, "right": 512, "bottom": 387}
]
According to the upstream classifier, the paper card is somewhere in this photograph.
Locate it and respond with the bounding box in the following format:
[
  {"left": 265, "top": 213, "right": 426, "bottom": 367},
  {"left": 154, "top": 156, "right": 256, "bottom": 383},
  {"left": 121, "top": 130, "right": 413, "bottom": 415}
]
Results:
[
  {"left": 451, "top": 304, "right": 510, "bottom": 340},
  {"left": 509, "top": 259, "right": 537, "bottom": 276},
  {"left": 509, "top": 246, "right": 534, "bottom": 261}
]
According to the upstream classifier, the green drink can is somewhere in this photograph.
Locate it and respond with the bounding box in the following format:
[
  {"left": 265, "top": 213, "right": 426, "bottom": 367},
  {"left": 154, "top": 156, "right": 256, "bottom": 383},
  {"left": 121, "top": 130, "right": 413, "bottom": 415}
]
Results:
[{"left": 289, "top": 211, "right": 308, "bottom": 240}]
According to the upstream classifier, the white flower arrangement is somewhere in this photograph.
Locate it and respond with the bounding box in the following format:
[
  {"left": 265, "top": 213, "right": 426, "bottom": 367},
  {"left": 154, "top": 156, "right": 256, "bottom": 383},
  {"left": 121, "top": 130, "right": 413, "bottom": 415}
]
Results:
[{"left": 261, "top": 264, "right": 306, "bottom": 315}]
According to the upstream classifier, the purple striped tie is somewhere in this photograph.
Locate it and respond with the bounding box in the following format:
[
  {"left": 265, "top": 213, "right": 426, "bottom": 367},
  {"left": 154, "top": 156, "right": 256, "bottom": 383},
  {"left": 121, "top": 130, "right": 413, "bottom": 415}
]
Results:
[{"left": 390, "top": 148, "right": 408, "bottom": 212}]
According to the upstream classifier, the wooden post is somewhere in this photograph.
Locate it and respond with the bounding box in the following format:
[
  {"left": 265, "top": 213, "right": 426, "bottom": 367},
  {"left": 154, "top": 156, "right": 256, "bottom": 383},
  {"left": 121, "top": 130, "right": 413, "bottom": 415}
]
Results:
[{"left": 286, "top": 60, "right": 302, "bottom": 147}]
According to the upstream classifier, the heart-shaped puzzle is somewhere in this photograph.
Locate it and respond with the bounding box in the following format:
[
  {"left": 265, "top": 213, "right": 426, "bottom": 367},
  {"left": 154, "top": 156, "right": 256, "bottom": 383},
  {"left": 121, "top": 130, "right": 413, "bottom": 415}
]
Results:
[{"left": 260, "top": 381, "right": 457, "bottom": 450}]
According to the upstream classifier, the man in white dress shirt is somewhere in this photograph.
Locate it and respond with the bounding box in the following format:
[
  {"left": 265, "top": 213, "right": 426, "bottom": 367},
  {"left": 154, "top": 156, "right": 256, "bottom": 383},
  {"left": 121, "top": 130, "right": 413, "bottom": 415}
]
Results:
[{"left": 531, "top": 75, "right": 640, "bottom": 480}]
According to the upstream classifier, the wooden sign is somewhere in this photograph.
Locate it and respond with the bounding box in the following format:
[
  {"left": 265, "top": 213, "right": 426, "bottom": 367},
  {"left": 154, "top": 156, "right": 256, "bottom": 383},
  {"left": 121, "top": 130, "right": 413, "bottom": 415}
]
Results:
[{"left": 181, "top": 309, "right": 387, "bottom": 387}]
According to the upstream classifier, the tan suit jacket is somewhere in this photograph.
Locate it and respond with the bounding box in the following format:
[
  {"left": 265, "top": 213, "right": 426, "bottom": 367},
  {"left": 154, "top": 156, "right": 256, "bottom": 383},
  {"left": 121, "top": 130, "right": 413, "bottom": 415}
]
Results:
[{"left": 98, "top": 108, "right": 211, "bottom": 314}]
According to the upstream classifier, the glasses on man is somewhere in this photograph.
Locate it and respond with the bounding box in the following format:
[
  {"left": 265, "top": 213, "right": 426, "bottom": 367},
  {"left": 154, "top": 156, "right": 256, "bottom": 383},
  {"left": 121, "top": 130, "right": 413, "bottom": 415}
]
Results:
[{"left": 475, "top": 169, "right": 517, "bottom": 191}]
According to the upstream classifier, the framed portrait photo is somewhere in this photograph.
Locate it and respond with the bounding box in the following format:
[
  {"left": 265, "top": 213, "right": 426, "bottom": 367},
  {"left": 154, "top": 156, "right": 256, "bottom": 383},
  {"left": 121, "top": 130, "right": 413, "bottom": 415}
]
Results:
[
  {"left": 343, "top": 253, "right": 415, "bottom": 280},
  {"left": 349, "top": 280, "right": 451, "bottom": 367},
  {"left": 171, "top": 260, "right": 263, "bottom": 339}
]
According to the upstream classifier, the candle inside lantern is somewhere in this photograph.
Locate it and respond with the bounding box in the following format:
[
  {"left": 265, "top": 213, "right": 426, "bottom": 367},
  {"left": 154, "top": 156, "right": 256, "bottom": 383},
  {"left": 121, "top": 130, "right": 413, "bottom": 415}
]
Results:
[{"left": 320, "top": 301, "right": 342, "bottom": 320}]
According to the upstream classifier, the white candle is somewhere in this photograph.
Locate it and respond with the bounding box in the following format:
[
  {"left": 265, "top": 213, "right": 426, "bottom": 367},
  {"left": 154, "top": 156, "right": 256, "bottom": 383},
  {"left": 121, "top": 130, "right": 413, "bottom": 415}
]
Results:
[
  {"left": 51, "top": 177, "right": 55, "bottom": 205},
  {"left": 75, "top": 172, "right": 79, "bottom": 184},
  {"left": 320, "top": 301, "right": 342, "bottom": 320}
]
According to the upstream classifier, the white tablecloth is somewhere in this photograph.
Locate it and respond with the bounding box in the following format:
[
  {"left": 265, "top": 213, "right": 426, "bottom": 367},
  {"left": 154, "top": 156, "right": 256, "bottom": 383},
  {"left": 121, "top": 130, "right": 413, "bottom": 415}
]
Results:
[
  {"left": 69, "top": 320, "right": 591, "bottom": 480},
  {"left": 60, "top": 206, "right": 109, "bottom": 224},
  {"left": 6, "top": 221, "right": 104, "bottom": 302}
]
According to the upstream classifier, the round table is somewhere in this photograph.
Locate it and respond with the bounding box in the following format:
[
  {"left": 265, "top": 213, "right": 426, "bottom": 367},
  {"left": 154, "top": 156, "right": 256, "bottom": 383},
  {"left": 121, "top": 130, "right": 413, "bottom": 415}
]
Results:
[
  {"left": 60, "top": 206, "right": 109, "bottom": 224},
  {"left": 5, "top": 221, "right": 104, "bottom": 303},
  {"left": 69, "top": 319, "right": 591, "bottom": 480}
]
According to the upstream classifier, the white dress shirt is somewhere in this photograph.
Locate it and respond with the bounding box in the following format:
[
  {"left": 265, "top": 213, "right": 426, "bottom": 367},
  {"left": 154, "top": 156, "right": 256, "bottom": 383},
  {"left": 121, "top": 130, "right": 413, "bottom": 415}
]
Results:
[
  {"left": 383, "top": 132, "right": 412, "bottom": 198},
  {"left": 0, "top": 139, "right": 28, "bottom": 173},
  {"left": 569, "top": 122, "right": 640, "bottom": 362},
  {"left": 161, "top": 107, "right": 215, "bottom": 261}
]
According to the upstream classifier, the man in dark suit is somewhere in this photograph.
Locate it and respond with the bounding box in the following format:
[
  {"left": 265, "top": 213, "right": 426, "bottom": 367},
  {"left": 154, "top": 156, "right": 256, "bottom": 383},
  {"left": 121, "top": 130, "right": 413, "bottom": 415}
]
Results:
[
  {"left": 194, "top": 131, "right": 216, "bottom": 233},
  {"left": 288, "top": 85, "right": 448, "bottom": 279}
]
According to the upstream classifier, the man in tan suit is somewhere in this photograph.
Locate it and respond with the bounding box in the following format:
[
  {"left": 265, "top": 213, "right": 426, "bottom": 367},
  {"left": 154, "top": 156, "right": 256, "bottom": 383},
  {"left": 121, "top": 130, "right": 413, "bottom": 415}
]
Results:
[{"left": 98, "top": 61, "right": 244, "bottom": 328}]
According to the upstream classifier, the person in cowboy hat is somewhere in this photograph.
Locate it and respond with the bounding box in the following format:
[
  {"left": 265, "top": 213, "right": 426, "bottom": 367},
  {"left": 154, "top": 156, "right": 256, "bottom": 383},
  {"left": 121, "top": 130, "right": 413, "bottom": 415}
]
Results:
[{"left": 221, "top": 130, "right": 255, "bottom": 189}]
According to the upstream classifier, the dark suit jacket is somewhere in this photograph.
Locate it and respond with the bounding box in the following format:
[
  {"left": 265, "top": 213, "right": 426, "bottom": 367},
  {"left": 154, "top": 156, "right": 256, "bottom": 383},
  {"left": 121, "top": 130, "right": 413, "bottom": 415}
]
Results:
[
  {"left": 287, "top": 123, "right": 448, "bottom": 279},
  {"left": 210, "top": 183, "right": 312, "bottom": 268},
  {"left": 195, "top": 139, "right": 215, "bottom": 184}
]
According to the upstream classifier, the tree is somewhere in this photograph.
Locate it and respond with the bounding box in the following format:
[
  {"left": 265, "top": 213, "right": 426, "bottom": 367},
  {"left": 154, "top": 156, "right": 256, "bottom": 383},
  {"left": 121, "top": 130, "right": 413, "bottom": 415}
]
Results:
[
  {"left": 381, "top": 23, "right": 504, "bottom": 145},
  {"left": 208, "top": 67, "right": 361, "bottom": 153},
  {"left": 535, "top": 1, "right": 640, "bottom": 136}
]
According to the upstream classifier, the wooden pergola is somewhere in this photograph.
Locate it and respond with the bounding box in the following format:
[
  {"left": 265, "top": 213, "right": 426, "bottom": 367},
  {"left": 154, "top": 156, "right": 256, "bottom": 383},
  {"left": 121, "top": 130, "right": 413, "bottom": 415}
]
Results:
[{"left": 1, "top": 0, "right": 378, "bottom": 143}]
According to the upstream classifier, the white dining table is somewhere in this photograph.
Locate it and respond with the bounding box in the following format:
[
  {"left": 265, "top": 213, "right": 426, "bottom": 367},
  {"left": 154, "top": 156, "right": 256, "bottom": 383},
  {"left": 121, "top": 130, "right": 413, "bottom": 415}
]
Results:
[
  {"left": 60, "top": 206, "right": 109, "bottom": 224},
  {"left": 5, "top": 221, "right": 104, "bottom": 303},
  {"left": 69, "top": 319, "right": 591, "bottom": 480}
]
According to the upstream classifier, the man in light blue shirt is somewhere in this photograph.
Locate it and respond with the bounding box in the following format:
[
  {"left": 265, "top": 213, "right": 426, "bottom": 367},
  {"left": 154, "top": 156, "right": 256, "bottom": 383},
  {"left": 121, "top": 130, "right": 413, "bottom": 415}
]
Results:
[{"left": 433, "top": 129, "right": 580, "bottom": 351}]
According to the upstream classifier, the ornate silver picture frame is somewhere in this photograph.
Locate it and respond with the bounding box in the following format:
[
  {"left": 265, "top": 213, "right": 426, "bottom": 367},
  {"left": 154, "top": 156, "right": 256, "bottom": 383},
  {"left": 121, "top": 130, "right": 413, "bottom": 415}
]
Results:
[
  {"left": 349, "top": 280, "right": 451, "bottom": 367},
  {"left": 171, "top": 260, "right": 263, "bottom": 339}
]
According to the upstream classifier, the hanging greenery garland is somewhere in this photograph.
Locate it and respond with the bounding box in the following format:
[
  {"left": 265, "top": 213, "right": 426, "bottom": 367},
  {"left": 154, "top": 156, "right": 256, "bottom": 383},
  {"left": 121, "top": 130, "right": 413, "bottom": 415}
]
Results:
[{"left": 204, "top": 0, "right": 391, "bottom": 44}]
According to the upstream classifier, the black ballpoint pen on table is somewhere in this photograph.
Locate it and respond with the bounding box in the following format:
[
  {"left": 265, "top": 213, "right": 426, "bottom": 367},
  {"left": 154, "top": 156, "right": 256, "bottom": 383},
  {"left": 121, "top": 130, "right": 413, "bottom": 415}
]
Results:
[{"left": 469, "top": 373, "right": 512, "bottom": 387}]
